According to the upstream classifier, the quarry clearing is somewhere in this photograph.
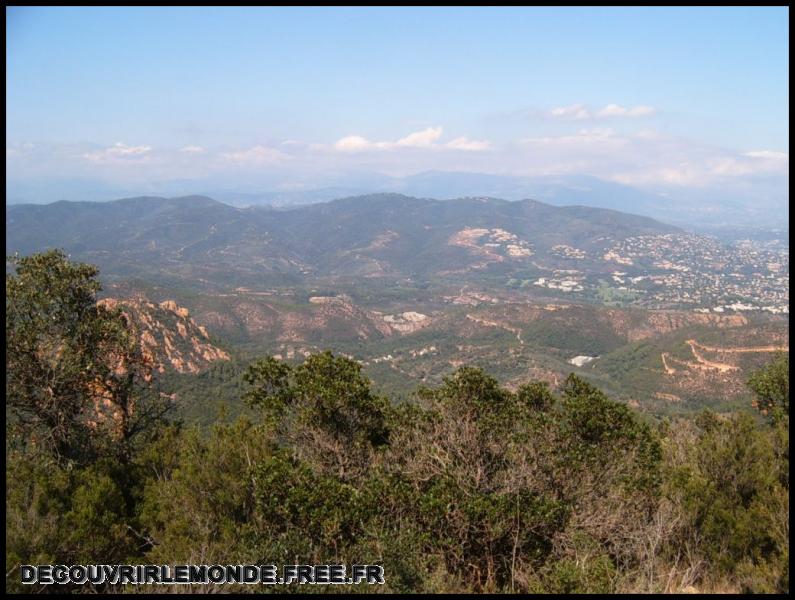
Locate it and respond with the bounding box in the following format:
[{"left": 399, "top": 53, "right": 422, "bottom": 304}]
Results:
[
  {"left": 661, "top": 339, "right": 788, "bottom": 375},
  {"left": 466, "top": 313, "right": 524, "bottom": 344}
]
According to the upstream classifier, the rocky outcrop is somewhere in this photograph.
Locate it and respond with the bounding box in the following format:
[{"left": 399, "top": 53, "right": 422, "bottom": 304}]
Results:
[{"left": 99, "top": 297, "right": 230, "bottom": 374}]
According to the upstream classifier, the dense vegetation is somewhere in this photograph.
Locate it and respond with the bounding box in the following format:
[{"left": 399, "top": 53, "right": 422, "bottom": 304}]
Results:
[
  {"left": 5, "top": 194, "right": 679, "bottom": 291},
  {"left": 5, "top": 252, "right": 789, "bottom": 593}
]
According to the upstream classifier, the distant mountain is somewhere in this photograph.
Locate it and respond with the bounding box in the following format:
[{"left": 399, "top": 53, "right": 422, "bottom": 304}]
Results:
[
  {"left": 382, "top": 172, "right": 787, "bottom": 230},
  {"left": 209, "top": 187, "right": 373, "bottom": 208},
  {"left": 8, "top": 171, "right": 786, "bottom": 230},
  {"left": 392, "top": 172, "right": 667, "bottom": 211},
  {"left": 5, "top": 176, "right": 136, "bottom": 205},
  {"left": 7, "top": 193, "right": 680, "bottom": 288}
]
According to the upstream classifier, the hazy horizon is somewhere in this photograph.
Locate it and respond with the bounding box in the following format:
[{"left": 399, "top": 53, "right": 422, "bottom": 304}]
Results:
[{"left": 6, "top": 7, "right": 789, "bottom": 227}]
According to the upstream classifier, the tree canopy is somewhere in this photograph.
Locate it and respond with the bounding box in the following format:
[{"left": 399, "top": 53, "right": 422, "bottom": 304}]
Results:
[{"left": 4, "top": 252, "right": 789, "bottom": 594}]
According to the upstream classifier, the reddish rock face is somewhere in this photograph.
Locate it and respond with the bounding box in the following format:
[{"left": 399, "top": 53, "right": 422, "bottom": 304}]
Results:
[{"left": 100, "top": 297, "right": 230, "bottom": 374}]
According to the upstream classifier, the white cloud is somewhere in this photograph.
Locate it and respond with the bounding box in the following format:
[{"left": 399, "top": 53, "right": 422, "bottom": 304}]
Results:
[
  {"left": 634, "top": 129, "right": 662, "bottom": 139},
  {"left": 7, "top": 142, "right": 36, "bottom": 157},
  {"left": 574, "top": 127, "right": 619, "bottom": 140},
  {"left": 12, "top": 129, "right": 785, "bottom": 199},
  {"left": 395, "top": 126, "right": 443, "bottom": 148},
  {"left": 708, "top": 151, "right": 789, "bottom": 177},
  {"left": 83, "top": 142, "right": 152, "bottom": 163},
  {"left": 523, "top": 128, "right": 624, "bottom": 146},
  {"left": 548, "top": 104, "right": 591, "bottom": 120},
  {"left": 334, "top": 135, "right": 375, "bottom": 152},
  {"left": 221, "top": 145, "right": 289, "bottom": 164},
  {"left": 548, "top": 103, "right": 657, "bottom": 120},
  {"left": 612, "top": 164, "right": 706, "bottom": 186},
  {"left": 596, "top": 104, "right": 657, "bottom": 118},
  {"left": 333, "top": 126, "right": 479, "bottom": 152},
  {"left": 445, "top": 136, "right": 492, "bottom": 151},
  {"left": 745, "top": 150, "right": 788, "bottom": 161},
  {"left": 611, "top": 145, "right": 788, "bottom": 187},
  {"left": 108, "top": 143, "right": 151, "bottom": 156},
  {"left": 515, "top": 128, "right": 787, "bottom": 187}
]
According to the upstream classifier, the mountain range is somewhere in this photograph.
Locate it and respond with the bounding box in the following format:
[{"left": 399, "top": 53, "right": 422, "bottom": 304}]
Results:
[
  {"left": 7, "top": 171, "right": 788, "bottom": 231},
  {"left": 6, "top": 193, "right": 679, "bottom": 289}
]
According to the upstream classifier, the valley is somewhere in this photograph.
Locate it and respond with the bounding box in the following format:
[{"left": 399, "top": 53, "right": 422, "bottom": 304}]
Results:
[{"left": 6, "top": 193, "right": 788, "bottom": 422}]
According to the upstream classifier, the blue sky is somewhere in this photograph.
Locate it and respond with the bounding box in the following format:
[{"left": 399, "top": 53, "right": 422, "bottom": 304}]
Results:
[{"left": 6, "top": 6, "right": 789, "bottom": 196}]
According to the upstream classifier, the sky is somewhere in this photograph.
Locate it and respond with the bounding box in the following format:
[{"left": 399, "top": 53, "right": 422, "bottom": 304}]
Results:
[{"left": 5, "top": 6, "right": 789, "bottom": 201}]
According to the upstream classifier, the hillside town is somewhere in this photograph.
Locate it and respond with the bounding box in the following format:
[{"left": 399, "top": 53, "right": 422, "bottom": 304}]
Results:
[{"left": 531, "top": 233, "right": 788, "bottom": 313}]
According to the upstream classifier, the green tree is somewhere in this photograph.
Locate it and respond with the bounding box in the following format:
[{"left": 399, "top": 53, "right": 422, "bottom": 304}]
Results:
[
  {"left": 243, "top": 351, "right": 390, "bottom": 482},
  {"left": 662, "top": 412, "right": 788, "bottom": 593},
  {"left": 747, "top": 352, "right": 789, "bottom": 423},
  {"left": 5, "top": 251, "right": 173, "bottom": 592},
  {"left": 6, "top": 250, "right": 166, "bottom": 464},
  {"left": 377, "top": 369, "right": 661, "bottom": 592}
]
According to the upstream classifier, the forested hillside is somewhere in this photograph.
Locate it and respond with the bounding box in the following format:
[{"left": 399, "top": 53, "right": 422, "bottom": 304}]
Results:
[
  {"left": 6, "top": 194, "right": 679, "bottom": 286},
  {"left": 7, "top": 195, "right": 787, "bottom": 418},
  {"left": 5, "top": 251, "right": 789, "bottom": 593}
]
